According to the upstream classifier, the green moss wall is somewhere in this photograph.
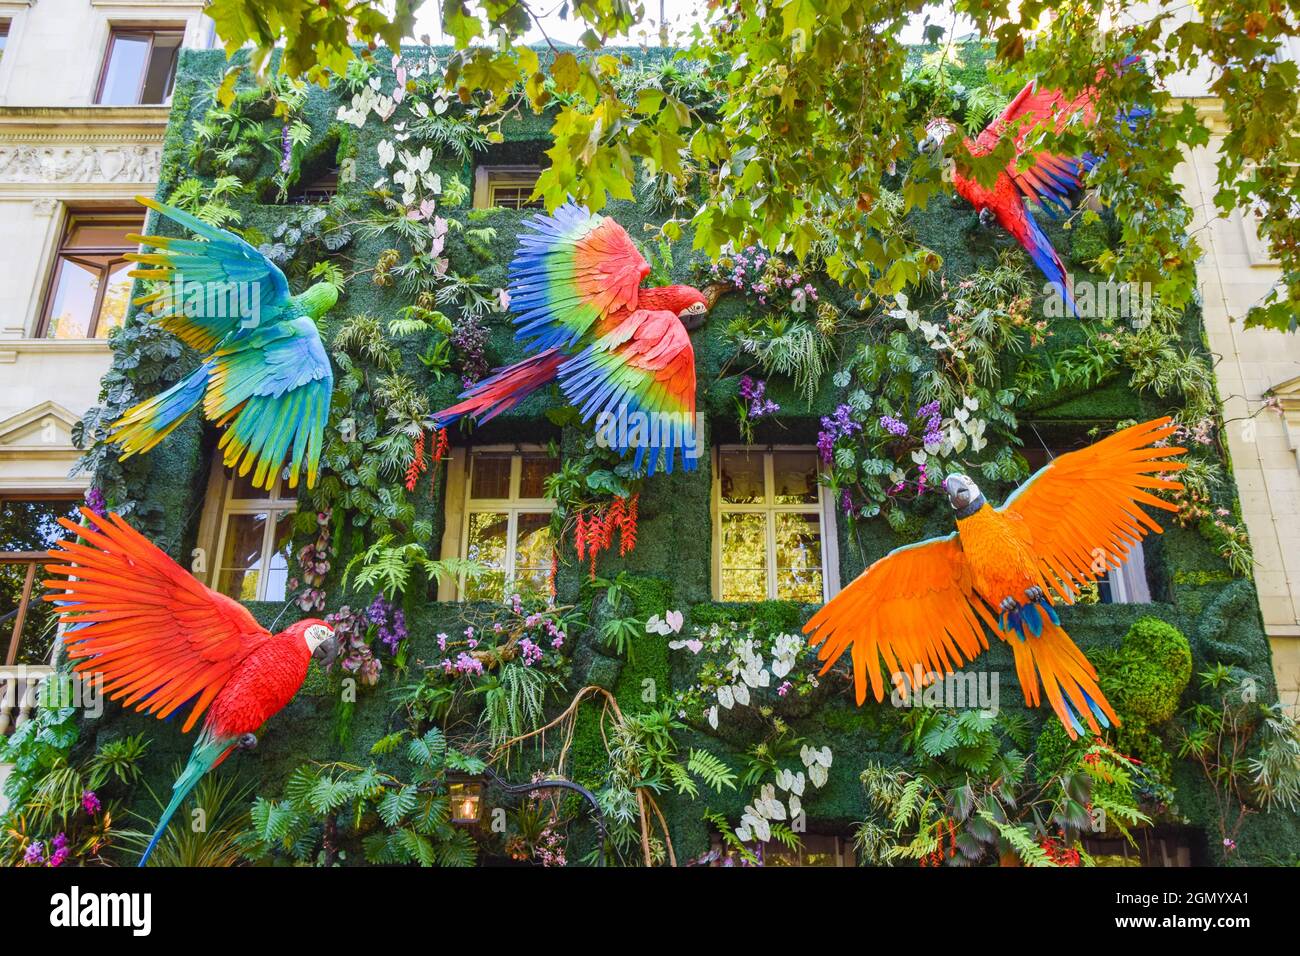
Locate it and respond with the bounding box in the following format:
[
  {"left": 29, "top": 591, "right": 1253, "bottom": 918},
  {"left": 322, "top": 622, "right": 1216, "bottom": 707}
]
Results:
[{"left": 74, "top": 45, "right": 1299, "bottom": 866}]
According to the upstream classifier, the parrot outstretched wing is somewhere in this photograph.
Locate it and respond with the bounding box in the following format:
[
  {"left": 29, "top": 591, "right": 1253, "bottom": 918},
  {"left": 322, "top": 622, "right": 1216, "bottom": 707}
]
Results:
[
  {"left": 126, "top": 195, "right": 293, "bottom": 352},
  {"left": 559, "top": 307, "right": 697, "bottom": 474},
  {"left": 803, "top": 534, "right": 997, "bottom": 705},
  {"left": 509, "top": 201, "right": 652, "bottom": 353},
  {"left": 43, "top": 509, "right": 270, "bottom": 733},
  {"left": 111, "top": 196, "right": 334, "bottom": 490},
  {"left": 204, "top": 320, "right": 334, "bottom": 490},
  {"left": 999, "top": 416, "right": 1187, "bottom": 599}
]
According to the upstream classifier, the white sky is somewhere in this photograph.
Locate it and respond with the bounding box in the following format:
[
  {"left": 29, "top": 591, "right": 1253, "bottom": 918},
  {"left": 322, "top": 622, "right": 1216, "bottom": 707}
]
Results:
[{"left": 410, "top": 1, "right": 975, "bottom": 48}]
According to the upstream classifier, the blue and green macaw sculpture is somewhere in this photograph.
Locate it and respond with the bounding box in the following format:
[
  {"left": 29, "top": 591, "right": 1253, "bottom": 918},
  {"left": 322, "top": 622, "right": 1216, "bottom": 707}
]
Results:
[{"left": 111, "top": 197, "right": 337, "bottom": 490}]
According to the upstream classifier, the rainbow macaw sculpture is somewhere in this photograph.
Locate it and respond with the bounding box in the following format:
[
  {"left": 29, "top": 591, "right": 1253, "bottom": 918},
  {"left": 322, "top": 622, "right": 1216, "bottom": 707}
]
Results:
[
  {"left": 44, "top": 509, "right": 337, "bottom": 866},
  {"left": 110, "top": 196, "right": 337, "bottom": 490},
  {"left": 430, "top": 202, "right": 713, "bottom": 475},
  {"left": 804, "top": 418, "right": 1186, "bottom": 738},
  {"left": 921, "top": 65, "right": 1137, "bottom": 317}
]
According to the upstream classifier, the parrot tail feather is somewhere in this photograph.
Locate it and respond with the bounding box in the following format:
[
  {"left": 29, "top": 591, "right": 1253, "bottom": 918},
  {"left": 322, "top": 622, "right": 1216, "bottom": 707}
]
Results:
[
  {"left": 430, "top": 349, "right": 565, "bottom": 429},
  {"left": 138, "top": 728, "right": 233, "bottom": 867},
  {"left": 111, "top": 360, "right": 212, "bottom": 458},
  {"left": 1008, "top": 619, "right": 1119, "bottom": 741}
]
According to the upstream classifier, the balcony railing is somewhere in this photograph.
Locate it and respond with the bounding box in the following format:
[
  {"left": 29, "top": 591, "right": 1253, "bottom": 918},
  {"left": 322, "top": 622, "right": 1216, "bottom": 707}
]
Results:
[{"left": 1, "top": 552, "right": 57, "bottom": 737}]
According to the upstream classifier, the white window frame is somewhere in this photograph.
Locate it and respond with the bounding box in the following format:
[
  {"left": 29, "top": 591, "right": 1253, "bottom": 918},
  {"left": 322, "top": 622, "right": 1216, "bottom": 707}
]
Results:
[
  {"left": 711, "top": 445, "right": 840, "bottom": 603},
  {"left": 453, "top": 445, "right": 557, "bottom": 600},
  {"left": 210, "top": 469, "right": 299, "bottom": 602},
  {"left": 472, "top": 165, "right": 543, "bottom": 210}
]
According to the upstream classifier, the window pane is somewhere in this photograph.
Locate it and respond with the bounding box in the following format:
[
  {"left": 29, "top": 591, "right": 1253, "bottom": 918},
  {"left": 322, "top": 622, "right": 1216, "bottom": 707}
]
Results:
[
  {"left": 518, "top": 454, "right": 559, "bottom": 498},
  {"left": 216, "top": 513, "right": 268, "bottom": 601},
  {"left": 263, "top": 513, "right": 294, "bottom": 602},
  {"left": 95, "top": 260, "right": 133, "bottom": 336},
  {"left": 98, "top": 33, "right": 150, "bottom": 105},
  {"left": 65, "top": 216, "right": 142, "bottom": 249},
  {"left": 514, "top": 512, "right": 553, "bottom": 600},
  {"left": 140, "top": 33, "right": 181, "bottom": 104},
  {"left": 464, "top": 511, "right": 508, "bottom": 600},
  {"left": 0, "top": 498, "right": 80, "bottom": 551},
  {"left": 772, "top": 451, "right": 819, "bottom": 504},
  {"left": 775, "top": 513, "right": 823, "bottom": 602},
  {"left": 470, "top": 455, "right": 512, "bottom": 499},
  {"left": 720, "top": 451, "right": 764, "bottom": 504},
  {"left": 228, "top": 471, "right": 273, "bottom": 501},
  {"left": 720, "top": 512, "right": 768, "bottom": 601},
  {"left": 0, "top": 560, "right": 57, "bottom": 665},
  {"left": 44, "top": 257, "right": 101, "bottom": 339}
]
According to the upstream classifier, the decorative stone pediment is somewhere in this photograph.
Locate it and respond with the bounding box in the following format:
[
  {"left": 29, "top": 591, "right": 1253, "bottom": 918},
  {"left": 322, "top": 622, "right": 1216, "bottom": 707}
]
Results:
[
  {"left": 0, "top": 143, "right": 161, "bottom": 184},
  {"left": 0, "top": 106, "right": 166, "bottom": 185},
  {"left": 0, "top": 401, "right": 81, "bottom": 458}
]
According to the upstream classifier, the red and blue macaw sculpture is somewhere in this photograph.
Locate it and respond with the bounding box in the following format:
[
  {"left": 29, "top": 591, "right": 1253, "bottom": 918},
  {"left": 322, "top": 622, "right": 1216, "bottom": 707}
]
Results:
[
  {"left": 921, "top": 63, "right": 1143, "bottom": 316},
  {"left": 430, "top": 203, "right": 714, "bottom": 475}
]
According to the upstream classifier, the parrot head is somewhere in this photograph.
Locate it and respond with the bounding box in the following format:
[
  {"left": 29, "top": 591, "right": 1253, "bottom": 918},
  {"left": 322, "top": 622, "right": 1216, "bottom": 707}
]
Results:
[
  {"left": 919, "top": 117, "right": 958, "bottom": 155},
  {"left": 282, "top": 618, "right": 337, "bottom": 669},
  {"left": 942, "top": 474, "right": 984, "bottom": 514},
  {"left": 297, "top": 281, "right": 340, "bottom": 321},
  {"left": 639, "top": 284, "right": 711, "bottom": 330}
]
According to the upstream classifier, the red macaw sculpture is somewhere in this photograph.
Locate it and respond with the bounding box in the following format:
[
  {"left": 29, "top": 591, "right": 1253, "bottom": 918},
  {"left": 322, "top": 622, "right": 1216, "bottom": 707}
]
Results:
[
  {"left": 921, "top": 64, "right": 1137, "bottom": 316},
  {"left": 44, "top": 509, "right": 337, "bottom": 865},
  {"left": 430, "top": 202, "right": 716, "bottom": 475}
]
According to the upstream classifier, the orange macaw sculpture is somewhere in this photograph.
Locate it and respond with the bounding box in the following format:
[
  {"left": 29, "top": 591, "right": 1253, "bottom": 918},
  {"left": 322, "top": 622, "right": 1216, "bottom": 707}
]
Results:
[{"left": 804, "top": 418, "right": 1186, "bottom": 738}]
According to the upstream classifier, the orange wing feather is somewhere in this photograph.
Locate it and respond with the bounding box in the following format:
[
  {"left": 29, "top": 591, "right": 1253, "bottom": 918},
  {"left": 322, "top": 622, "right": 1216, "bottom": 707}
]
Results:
[
  {"left": 1000, "top": 417, "right": 1187, "bottom": 600},
  {"left": 43, "top": 509, "right": 269, "bottom": 732},
  {"left": 802, "top": 534, "right": 996, "bottom": 706}
]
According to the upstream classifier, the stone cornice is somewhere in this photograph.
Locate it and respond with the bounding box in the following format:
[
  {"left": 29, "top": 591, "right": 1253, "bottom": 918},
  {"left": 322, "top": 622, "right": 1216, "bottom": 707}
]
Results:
[{"left": 0, "top": 106, "right": 170, "bottom": 143}]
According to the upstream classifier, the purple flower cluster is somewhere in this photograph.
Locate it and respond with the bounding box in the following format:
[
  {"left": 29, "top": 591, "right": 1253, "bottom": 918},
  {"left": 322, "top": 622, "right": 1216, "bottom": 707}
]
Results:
[
  {"left": 709, "top": 247, "right": 819, "bottom": 308},
  {"left": 84, "top": 487, "right": 107, "bottom": 518},
  {"left": 451, "top": 314, "right": 489, "bottom": 386},
  {"left": 879, "top": 415, "right": 909, "bottom": 437},
  {"left": 280, "top": 124, "right": 293, "bottom": 173},
  {"left": 916, "top": 400, "right": 943, "bottom": 446},
  {"left": 817, "top": 404, "right": 861, "bottom": 463},
  {"left": 25, "top": 833, "right": 69, "bottom": 867},
  {"left": 48, "top": 833, "right": 69, "bottom": 867},
  {"left": 82, "top": 790, "right": 101, "bottom": 816},
  {"left": 365, "top": 594, "right": 408, "bottom": 655},
  {"left": 739, "top": 376, "right": 779, "bottom": 418},
  {"left": 518, "top": 637, "right": 544, "bottom": 666},
  {"left": 441, "top": 652, "right": 484, "bottom": 676}
]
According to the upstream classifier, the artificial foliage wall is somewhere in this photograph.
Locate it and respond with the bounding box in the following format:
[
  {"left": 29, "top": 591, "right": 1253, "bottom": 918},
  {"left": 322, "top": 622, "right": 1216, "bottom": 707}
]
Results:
[{"left": 34, "top": 43, "right": 1300, "bottom": 868}]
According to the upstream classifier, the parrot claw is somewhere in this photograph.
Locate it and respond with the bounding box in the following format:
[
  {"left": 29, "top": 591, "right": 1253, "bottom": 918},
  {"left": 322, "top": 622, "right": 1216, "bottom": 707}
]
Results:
[
  {"left": 1025, "top": 586, "right": 1045, "bottom": 603},
  {"left": 978, "top": 207, "right": 996, "bottom": 229},
  {"left": 999, "top": 596, "right": 1018, "bottom": 613},
  {"left": 237, "top": 733, "right": 258, "bottom": 751}
]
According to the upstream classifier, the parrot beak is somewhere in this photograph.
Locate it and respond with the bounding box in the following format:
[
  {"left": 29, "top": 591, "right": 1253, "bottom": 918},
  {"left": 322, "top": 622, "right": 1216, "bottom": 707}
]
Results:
[
  {"left": 918, "top": 134, "right": 938, "bottom": 156},
  {"left": 313, "top": 635, "right": 338, "bottom": 671}
]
